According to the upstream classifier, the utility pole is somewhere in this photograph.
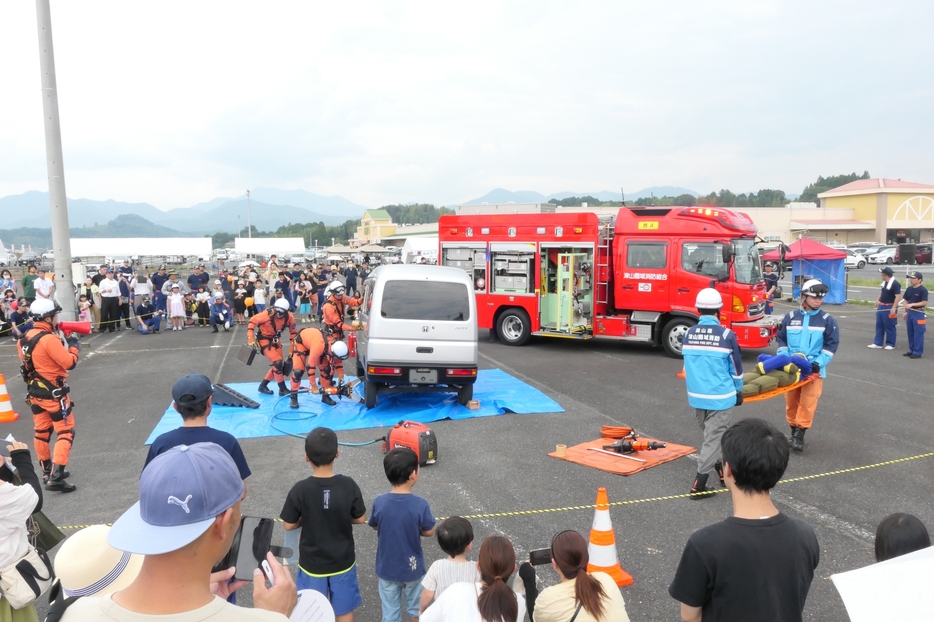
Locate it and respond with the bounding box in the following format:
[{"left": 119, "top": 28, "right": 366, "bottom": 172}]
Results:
[
  {"left": 36, "top": 0, "right": 75, "bottom": 320},
  {"left": 246, "top": 189, "right": 252, "bottom": 238},
  {"left": 237, "top": 215, "right": 241, "bottom": 238}
]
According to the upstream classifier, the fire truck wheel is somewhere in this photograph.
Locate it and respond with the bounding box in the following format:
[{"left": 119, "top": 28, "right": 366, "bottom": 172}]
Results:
[
  {"left": 662, "top": 317, "right": 696, "bottom": 358},
  {"left": 497, "top": 309, "right": 531, "bottom": 346},
  {"left": 365, "top": 379, "right": 379, "bottom": 409},
  {"left": 457, "top": 383, "right": 473, "bottom": 405}
]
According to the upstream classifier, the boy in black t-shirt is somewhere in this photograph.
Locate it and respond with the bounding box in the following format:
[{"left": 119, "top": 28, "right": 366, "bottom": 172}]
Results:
[
  {"left": 281, "top": 427, "right": 367, "bottom": 622},
  {"left": 669, "top": 418, "right": 819, "bottom": 622}
]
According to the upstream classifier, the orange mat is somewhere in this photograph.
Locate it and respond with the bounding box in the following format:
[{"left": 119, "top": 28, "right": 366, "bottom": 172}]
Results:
[
  {"left": 742, "top": 374, "right": 818, "bottom": 403},
  {"left": 549, "top": 437, "right": 697, "bottom": 476}
]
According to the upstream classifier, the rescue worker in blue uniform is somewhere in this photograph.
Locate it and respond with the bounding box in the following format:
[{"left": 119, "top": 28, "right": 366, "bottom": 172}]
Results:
[
  {"left": 777, "top": 279, "right": 839, "bottom": 452},
  {"left": 150, "top": 266, "right": 169, "bottom": 313},
  {"left": 869, "top": 266, "right": 900, "bottom": 349},
  {"left": 902, "top": 270, "right": 927, "bottom": 359},
  {"left": 681, "top": 288, "right": 743, "bottom": 498},
  {"left": 763, "top": 262, "right": 779, "bottom": 315}
]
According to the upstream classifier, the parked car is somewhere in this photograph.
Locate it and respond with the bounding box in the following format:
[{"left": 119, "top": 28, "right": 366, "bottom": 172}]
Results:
[
  {"left": 844, "top": 251, "right": 866, "bottom": 269},
  {"left": 894, "top": 243, "right": 932, "bottom": 265},
  {"left": 356, "top": 264, "right": 478, "bottom": 409},
  {"left": 868, "top": 247, "right": 897, "bottom": 264},
  {"left": 825, "top": 241, "right": 847, "bottom": 250},
  {"left": 848, "top": 245, "right": 885, "bottom": 256},
  {"left": 18, "top": 251, "right": 41, "bottom": 266},
  {"left": 42, "top": 250, "right": 54, "bottom": 260}
]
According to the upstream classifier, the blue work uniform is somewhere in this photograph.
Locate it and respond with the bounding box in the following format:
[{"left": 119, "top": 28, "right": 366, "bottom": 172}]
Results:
[
  {"left": 903, "top": 285, "right": 928, "bottom": 357},
  {"left": 150, "top": 272, "right": 169, "bottom": 312},
  {"left": 763, "top": 272, "right": 779, "bottom": 315},
  {"left": 135, "top": 303, "right": 162, "bottom": 333},
  {"left": 683, "top": 315, "right": 744, "bottom": 477},
  {"left": 210, "top": 300, "right": 232, "bottom": 328},
  {"left": 874, "top": 278, "right": 901, "bottom": 347},
  {"left": 776, "top": 308, "right": 839, "bottom": 379}
]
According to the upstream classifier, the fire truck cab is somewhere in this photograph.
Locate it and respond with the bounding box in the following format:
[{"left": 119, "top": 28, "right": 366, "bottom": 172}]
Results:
[{"left": 438, "top": 206, "right": 776, "bottom": 357}]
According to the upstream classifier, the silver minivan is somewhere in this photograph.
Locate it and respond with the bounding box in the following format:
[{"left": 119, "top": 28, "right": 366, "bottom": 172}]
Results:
[{"left": 357, "top": 264, "right": 478, "bottom": 408}]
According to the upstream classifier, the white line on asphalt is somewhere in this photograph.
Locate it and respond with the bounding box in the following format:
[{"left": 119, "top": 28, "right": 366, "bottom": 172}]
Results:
[
  {"left": 216, "top": 325, "right": 240, "bottom": 380},
  {"left": 774, "top": 493, "right": 873, "bottom": 544},
  {"left": 828, "top": 372, "right": 934, "bottom": 398}
]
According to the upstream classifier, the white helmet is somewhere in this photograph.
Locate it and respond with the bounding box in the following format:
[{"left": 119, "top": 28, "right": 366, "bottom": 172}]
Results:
[
  {"left": 29, "top": 298, "right": 60, "bottom": 321},
  {"left": 325, "top": 281, "right": 345, "bottom": 297},
  {"left": 695, "top": 288, "right": 723, "bottom": 310},
  {"left": 800, "top": 279, "right": 829, "bottom": 298},
  {"left": 214, "top": 292, "right": 225, "bottom": 300},
  {"left": 330, "top": 340, "right": 349, "bottom": 359},
  {"left": 273, "top": 298, "right": 291, "bottom": 314}
]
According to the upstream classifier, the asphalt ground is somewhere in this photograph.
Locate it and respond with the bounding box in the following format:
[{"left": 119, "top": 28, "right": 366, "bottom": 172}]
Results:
[{"left": 0, "top": 307, "right": 932, "bottom": 621}]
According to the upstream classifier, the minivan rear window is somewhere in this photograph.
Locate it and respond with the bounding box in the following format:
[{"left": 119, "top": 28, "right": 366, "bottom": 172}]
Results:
[{"left": 381, "top": 281, "right": 470, "bottom": 321}]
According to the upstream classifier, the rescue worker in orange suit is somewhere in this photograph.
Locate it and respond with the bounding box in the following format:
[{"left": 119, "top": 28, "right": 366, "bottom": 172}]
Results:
[
  {"left": 288, "top": 326, "right": 350, "bottom": 408},
  {"left": 16, "top": 298, "right": 79, "bottom": 492},
  {"left": 247, "top": 297, "right": 297, "bottom": 396},
  {"left": 321, "top": 281, "right": 361, "bottom": 385}
]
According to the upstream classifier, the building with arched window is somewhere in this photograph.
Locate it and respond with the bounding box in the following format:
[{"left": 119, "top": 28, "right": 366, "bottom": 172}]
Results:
[{"left": 818, "top": 178, "right": 934, "bottom": 244}]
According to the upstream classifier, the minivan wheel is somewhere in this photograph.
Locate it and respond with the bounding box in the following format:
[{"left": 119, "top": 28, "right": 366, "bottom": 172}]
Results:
[
  {"left": 457, "top": 383, "right": 473, "bottom": 406},
  {"left": 364, "top": 380, "right": 379, "bottom": 409},
  {"left": 497, "top": 309, "right": 531, "bottom": 346}
]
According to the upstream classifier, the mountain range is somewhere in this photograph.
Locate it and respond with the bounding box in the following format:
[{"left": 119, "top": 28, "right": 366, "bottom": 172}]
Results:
[
  {"left": 0, "top": 187, "right": 369, "bottom": 233},
  {"left": 460, "top": 186, "right": 699, "bottom": 205}
]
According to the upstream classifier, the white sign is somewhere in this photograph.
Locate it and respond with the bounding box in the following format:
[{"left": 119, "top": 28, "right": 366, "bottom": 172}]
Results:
[{"left": 638, "top": 283, "right": 652, "bottom": 292}]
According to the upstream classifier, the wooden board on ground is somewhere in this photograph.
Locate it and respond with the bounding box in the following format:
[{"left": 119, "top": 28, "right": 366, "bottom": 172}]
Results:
[{"left": 549, "top": 437, "right": 696, "bottom": 476}]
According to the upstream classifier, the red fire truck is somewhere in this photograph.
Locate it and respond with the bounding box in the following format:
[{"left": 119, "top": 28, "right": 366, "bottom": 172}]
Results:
[{"left": 437, "top": 206, "right": 777, "bottom": 357}]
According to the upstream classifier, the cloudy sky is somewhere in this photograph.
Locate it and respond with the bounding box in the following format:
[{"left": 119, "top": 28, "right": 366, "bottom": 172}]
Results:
[{"left": 1, "top": 1, "right": 932, "bottom": 210}]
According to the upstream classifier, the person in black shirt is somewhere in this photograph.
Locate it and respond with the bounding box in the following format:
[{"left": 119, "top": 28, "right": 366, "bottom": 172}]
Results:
[
  {"left": 763, "top": 263, "right": 779, "bottom": 315},
  {"left": 869, "top": 266, "right": 901, "bottom": 349},
  {"left": 669, "top": 418, "right": 819, "bottom": 622},
  {"left": 902, "top": 270, "right": 928, "bottom": 358},
  {"left": 281, "top": 427, "right": 366, "bottom": 620}
]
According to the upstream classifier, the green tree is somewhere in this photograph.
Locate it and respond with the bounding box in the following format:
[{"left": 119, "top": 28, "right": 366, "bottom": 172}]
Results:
[{"left": 799, "top": 171, "right": 870, "bottom": 203}]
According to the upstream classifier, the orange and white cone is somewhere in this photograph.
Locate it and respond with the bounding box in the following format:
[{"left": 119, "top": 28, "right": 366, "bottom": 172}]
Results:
[
  {"left": 586, "top": 487, "right": 633, "bottom": 586},
  {"left": 0, "top": 374, "right": 21, "bottom": 423}
]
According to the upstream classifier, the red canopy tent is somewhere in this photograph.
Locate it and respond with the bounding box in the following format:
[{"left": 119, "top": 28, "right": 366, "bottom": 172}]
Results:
[
  {"left": 762, "top": 238, "right": 846, "bottom": 261},
  {"left": 762, "top": 238, "right": 847, "bottom": 303},
  {"left": 761, "top": 238, "right": 846, "bottom": 260}
]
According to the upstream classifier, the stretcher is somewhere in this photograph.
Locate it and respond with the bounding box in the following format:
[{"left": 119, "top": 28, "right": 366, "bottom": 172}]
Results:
[
  {"left": 741, "top": 374, "right": 819, "bottom": 403},
  {"left": 676, "top": 370, "right": 819, "bottom": 403}
]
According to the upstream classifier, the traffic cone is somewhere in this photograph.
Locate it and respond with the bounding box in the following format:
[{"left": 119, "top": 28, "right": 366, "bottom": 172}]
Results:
[
  {"left": 587, "top": 487, "right": 633, "bottom": 586},
  {"left": 0, "top": 374, "right": 21, "bottom": 423}
]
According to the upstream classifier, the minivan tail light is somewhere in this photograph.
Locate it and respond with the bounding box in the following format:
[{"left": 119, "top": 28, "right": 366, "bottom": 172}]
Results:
[
  {"left": 446, "top": 368, "right": 477, "bottom": 377},
  {"left": 368, "top": 366, "right": 402, "bottom": 376}
]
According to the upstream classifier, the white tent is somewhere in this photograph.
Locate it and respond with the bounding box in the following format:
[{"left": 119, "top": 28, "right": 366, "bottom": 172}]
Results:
[
  {"left": 401, "top": 236, "right": 438, "bottom": 264},
  {"left": 234, "top": 237, "right": 305, "bottom": 255},
  {"left": 70, "top": 238, "right": 211, "bottom": 257}
]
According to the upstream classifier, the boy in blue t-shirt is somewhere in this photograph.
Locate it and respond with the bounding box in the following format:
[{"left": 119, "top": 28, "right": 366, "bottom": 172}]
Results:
[
  {"left": 369, "top": 447, "right": 436, "bottom": 622},
  {"left": 145, "top": 373, "right": 251, "bottom": 481},
  {"left": 281, "top": 427, "right": 367, "bottom": 622}
]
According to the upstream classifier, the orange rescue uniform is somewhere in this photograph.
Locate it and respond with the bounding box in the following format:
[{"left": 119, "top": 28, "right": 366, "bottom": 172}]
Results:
[
  {"left": 247, "top": 309, "right": 297, "bottom": 383},
  {"left": 290, "top": 327, "right": 334, "bottom": 393},
  {"left": 321, "top": 295, "right": 361, "bottom": 379},
  {"left": 17, "top": 324, "right": 79, "bottom": 466}
]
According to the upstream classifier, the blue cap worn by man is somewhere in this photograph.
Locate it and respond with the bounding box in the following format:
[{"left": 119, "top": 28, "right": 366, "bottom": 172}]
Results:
[{"left": 57, "top": 443, "right": 296, "bottom": 621}]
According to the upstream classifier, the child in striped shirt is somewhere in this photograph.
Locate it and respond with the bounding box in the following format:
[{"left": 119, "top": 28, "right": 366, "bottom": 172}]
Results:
[{"left": 418, "top": 516, "right": 481, "bottom": 615}]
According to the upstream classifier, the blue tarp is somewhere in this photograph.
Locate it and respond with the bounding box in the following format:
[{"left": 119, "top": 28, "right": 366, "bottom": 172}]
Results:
[
  {"left": 791, "top": 258, "right": 847, "bottom": 304},
  {"left": 144, "top": 369, "right": 564, "bottom": 444}
]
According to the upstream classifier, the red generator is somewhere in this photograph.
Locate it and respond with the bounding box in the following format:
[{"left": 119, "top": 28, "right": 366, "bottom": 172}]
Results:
[{"left": 384, "top": 421, "right": 437, "bottom": 465}]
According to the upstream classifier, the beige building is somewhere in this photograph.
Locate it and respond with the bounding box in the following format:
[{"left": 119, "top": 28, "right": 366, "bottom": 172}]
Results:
[
  {"left": 818, "top": 178, "right": 934, "bottom": 244},
  {"left": 355, "top": 209, "right": 397, "bottom": 244}
]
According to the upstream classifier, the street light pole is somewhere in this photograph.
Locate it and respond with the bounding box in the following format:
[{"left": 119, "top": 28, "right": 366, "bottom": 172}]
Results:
[
  {"left": 36, "top": 0, "right": 75, "bottom": 320},
  {"left": 246, "top": 189, "right": 252, "bottom": 238}
]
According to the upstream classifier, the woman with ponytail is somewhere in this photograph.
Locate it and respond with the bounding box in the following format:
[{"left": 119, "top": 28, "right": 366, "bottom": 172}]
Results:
[
  {"left": 421, "top": 535, "right": 526, "bottom": 622},
  {"left": 532, "top": 530, "right": 629, "bottom": 622}
]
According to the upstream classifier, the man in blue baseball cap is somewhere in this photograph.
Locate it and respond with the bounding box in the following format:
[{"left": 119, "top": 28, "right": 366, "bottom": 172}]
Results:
[{"left": 57, "top": 443, "right": 296, "bottom": 620}]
